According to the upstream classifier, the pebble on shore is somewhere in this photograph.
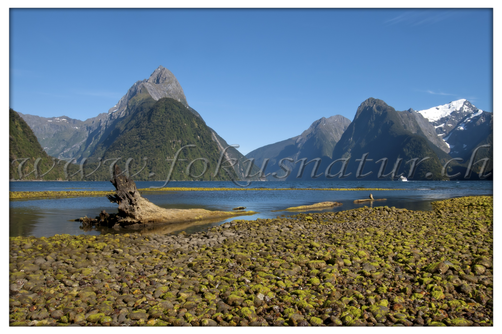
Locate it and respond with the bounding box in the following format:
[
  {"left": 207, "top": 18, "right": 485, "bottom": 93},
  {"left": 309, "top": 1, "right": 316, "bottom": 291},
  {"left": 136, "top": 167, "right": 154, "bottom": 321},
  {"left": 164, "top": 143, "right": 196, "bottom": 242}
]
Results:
[{"left": 9, "top": 196, "right": 492, "bottom": 326}]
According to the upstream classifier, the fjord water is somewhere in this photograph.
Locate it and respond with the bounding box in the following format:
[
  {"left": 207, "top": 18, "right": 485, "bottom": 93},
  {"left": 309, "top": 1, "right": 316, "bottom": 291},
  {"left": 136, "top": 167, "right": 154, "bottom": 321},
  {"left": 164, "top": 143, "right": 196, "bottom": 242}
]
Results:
[{"left": 10, "top": 180, "right": 493, "bottom": 238}]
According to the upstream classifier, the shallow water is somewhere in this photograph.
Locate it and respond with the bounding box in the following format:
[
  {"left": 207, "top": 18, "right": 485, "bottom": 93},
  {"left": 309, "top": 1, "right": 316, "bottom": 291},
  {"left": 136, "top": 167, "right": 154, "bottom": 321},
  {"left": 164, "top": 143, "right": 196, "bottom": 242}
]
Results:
[{"left": 9, "top": 180, "right": 493, "bottom": 238}]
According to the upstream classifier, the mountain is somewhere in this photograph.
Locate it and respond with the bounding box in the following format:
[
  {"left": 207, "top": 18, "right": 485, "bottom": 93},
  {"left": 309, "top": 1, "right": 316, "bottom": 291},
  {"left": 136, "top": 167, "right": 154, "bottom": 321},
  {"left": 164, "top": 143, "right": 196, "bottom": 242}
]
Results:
[
  {"left": 245, "top": 98, "right": 457, "bottom": 181},
  {"left": 18, "top": 66, "right": 257, "bottom": 182},
  {"left": 417, "top": 99, "right": 492, "bottom": 160},
  {"left": 83, "top": 97, "right": 238, "bottom": 181},
  {"left": 417, "top": 99, "right": 492, "bottom": 179},
  {"left": 330, "top": 98, "right": 447, "bottom": 180},
  {"left": 20, "top": 66, "right": 189, "bottom": 161},
  {"left": 417, "top": 99, "right": 479, "bottom": 138},
  {"left": 109, "top": 66, "right": 188, "bottom": 117},
  {"left": 397, "top": 108, "right": 450, "bottom": 154},
  {"left": 245, "top": 115, "right": 351, "bottom": 179},
  {"left": 442, "top": 110, "right": 492, "bottom": 160},
  {"left": 9, "top": 108, "right": 65, "bottom": 180}
]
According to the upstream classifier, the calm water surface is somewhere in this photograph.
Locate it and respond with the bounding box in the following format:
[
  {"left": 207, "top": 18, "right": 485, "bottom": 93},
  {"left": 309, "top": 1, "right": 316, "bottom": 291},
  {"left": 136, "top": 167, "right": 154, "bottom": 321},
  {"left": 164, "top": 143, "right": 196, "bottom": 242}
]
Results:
[{"left": 10, "top": 180, "right": 493, "bottom": 238}]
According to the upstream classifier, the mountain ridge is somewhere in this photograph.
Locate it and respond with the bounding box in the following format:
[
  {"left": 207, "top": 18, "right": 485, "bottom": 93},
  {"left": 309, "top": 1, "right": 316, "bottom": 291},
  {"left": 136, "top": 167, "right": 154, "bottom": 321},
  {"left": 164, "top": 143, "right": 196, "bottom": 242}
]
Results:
[
  {"left": 9, "top": 108, "right": 66, "bottom": 180},
  {"left": 416, "top": 99, "right": 492, "bottom": 177},
  {"left": 15, "top": 67, "right": 492, "bottom": 182},
  {"left": 83, "top": 96, "right": 239, "bottom": 181},
  {"left": 330, "top": 98, "right": 447, "bottom": 180},
  {"left": 244, "top": 97, "right": 491, "bottom": 181},
  {"left": 246, "top": 115, "right": 350, "bottom": 179},
  {"left": 18, "top": 66, "right": 258, "bottom": 181},
  {"left": 417, "top": 99, "right": 485, "bottom": 141},
  {"left": 19, "top": 66, "right": 191, "bottom": 161}
]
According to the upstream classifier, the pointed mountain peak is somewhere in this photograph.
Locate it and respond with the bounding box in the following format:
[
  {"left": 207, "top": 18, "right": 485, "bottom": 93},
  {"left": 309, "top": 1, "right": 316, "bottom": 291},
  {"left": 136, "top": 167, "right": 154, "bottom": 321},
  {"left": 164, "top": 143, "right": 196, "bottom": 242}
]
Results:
[
  {"left": 295, "top": 114, "right": 351, "bottom": 157},
  {"left": 108, "top": 66, "right": 188, "bottom": 115},
  {"left": 358, "top": 97, "right": 390, "bottom": 108},
  {"left": 144, "top": 66, "right": 187, "bottom": 106},
  {"left": 327, "top": 115, "right": 351, "bottom": 122},
  {"left": 417, "top": 99, "right": 479, "bottom": 123},
  {"left": 147, "top": 65, "right": 176, "bottom": 85},
  {"left": 355, "top": 98, "right": 394, "bottom": 120}
]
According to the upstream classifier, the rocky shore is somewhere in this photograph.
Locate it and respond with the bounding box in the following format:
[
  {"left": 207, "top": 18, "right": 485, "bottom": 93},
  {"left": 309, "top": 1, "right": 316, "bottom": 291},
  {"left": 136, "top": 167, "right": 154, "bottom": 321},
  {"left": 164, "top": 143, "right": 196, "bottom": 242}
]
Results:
[{"left": 9, "top": 196, "right": 492, "bottom": 326}]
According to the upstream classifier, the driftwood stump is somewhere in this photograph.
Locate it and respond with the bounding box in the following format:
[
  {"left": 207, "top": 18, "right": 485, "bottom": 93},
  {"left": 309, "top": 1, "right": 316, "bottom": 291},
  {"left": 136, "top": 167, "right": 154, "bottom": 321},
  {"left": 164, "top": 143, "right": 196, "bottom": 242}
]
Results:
[
  {"left": 78, "top": 164, "right": 256, "bottom": 229},
  {"left": 105, "top": 164, "right": 186, "bottom": 225},
  {"left": 106, "top": 165, "right": 144, "bottom": 221}
]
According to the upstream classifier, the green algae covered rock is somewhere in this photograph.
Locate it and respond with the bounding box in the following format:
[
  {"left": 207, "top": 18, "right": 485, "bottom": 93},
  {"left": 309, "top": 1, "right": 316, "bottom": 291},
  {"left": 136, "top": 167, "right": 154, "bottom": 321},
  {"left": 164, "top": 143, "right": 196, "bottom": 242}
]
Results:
[
  {"left": 8, "top": 196, "right": 493, "bottom": 326},
  {"left": 369, "top": 304, "right": 389, "bottom": 321},
  {"left": 310, "top": 316, "right": 324, "bottom": 326},
  {"left": 130, "top": 310, "right": 149, "bottom": 321},
  {"left": 86, "top": 313, "right": 106, "bottom": 323}
]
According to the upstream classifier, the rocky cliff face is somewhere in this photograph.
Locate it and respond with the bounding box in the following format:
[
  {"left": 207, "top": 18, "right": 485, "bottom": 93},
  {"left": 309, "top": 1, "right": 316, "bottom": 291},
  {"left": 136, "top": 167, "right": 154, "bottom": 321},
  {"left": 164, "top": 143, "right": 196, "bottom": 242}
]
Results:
[
  {"left": 398, "top": 109, "right": 451, "bottom": 154},
  {"left": 107, "top": 66, "right": 188, "bottom": 117}
]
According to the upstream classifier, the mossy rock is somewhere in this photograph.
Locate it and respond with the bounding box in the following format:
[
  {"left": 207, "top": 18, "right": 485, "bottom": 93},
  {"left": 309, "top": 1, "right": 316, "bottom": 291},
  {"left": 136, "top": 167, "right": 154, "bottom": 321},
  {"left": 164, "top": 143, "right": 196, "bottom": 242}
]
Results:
[
  {"left": 310, "top": 316, "right": 324, "bottom": 326},
  {"left": 161, "top": 292, "right": 176, "bottom": 300},
  {"left": 86, "top": 313, "right": 106, "bottom": 323},
  {"left": 429, "top": 321, "right": 447, "bottom": 326},
  {"left": 129, "top": 310, "right": 149, "bottom": 321},
  {"left": 291, "top": 289, "right": 308, "bottom": 297},
  {"left": 369, "top": 304, "right": 389, "bottom": 321},
  {"left": 348, "top": 306, "right": 362, "bottom": 318},
  {"left": 201, "top": 319, "right": 218, "bottom": 326},
  {"left": 308, "top": 277, "right": 321, "bottom": 286},
  {"left": 100, "top": 316, "right": 113, "bottom": 324},
  {"left": 239, "top": 307, "right": 256, "bottom": 320},
  {"left": 204, "top": 292, "right": 217, "bottom": 301},
  {"left": 307, "top": 260, "right": 327, "bottom": 269},
  {"left": 356, "top": 250, "right": 370, "bottom": 259},
  {"left": 276, "top": 281, "right": 286, "bottom": 289},
  {"left": 287, "top": 313, "right": 305, "bottom": 325},
  {"left": 226, "top": 294, "right": 245, "bottom": 306},
  {"left": 80, "top": 268, "right": 93, "bottom": 276},
  {"left": 10, "top": 321, "right": 29, "bottom": 326},
  {"left": 250, "top": 284, "right": 271, "bottom": 294},
  {"left": 78, "top": 291, "right": 97, "bottom": 299}
]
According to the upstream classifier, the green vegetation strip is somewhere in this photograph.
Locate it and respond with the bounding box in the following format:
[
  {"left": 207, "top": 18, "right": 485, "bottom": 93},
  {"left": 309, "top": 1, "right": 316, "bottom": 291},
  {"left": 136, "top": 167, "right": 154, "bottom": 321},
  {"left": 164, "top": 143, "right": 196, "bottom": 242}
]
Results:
[
  {"left": 10, "top": 187, "right": 404, "bottom": 200},
  {"left": 9, "top": 190, "right": 116, "bottom": 200},
  {"left": 9, "top": 196, "right": 492, "bottom": 326}
]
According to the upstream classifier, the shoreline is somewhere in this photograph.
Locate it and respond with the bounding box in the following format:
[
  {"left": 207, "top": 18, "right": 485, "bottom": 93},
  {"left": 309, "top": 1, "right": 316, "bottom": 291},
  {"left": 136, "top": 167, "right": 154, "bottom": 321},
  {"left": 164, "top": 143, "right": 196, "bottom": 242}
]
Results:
[
  {"left": 9, "top": 196, "right": 493, "bottom": 326},
  {"left": 10, "top": 187, "right": 405, "bottom": 201}
]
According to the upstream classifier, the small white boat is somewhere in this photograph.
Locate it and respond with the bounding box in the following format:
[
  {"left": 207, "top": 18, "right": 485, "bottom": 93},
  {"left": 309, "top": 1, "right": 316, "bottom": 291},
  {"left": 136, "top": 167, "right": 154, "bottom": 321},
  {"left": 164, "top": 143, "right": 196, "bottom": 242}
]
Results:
[{"left": 399, "top": 175, "right": 408, "bottom": 182}]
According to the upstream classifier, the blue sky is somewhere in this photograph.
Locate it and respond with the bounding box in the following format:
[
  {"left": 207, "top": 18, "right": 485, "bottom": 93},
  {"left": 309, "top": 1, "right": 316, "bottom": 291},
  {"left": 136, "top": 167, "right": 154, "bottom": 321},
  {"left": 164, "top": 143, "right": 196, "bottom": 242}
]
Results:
[{"left": 10, "top": 8, "right": 493, "bottom": 155}]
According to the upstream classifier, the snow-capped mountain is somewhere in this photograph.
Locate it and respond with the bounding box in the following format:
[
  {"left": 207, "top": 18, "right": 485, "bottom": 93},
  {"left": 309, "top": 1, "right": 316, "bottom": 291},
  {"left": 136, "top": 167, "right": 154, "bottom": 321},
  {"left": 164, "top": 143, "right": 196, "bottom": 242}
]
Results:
[
  {"left": 417, "top": 99, "right": 492, "bottom": 160},
  {"left": 417, "top": 99, "right": 483, "bottom": 139},
  {"left": 443, "top": 111, "right": 492, "bottom": 159}
]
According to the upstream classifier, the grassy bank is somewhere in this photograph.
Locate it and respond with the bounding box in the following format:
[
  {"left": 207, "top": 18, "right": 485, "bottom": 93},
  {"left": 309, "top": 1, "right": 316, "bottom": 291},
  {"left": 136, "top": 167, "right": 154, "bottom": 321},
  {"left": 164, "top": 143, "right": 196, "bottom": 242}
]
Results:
[
  {"left": 9, "top": 196, "right": 492, "bottom": 326},
  {"left": 10, "top": 187, "right": 403, "bottom": 200}
]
